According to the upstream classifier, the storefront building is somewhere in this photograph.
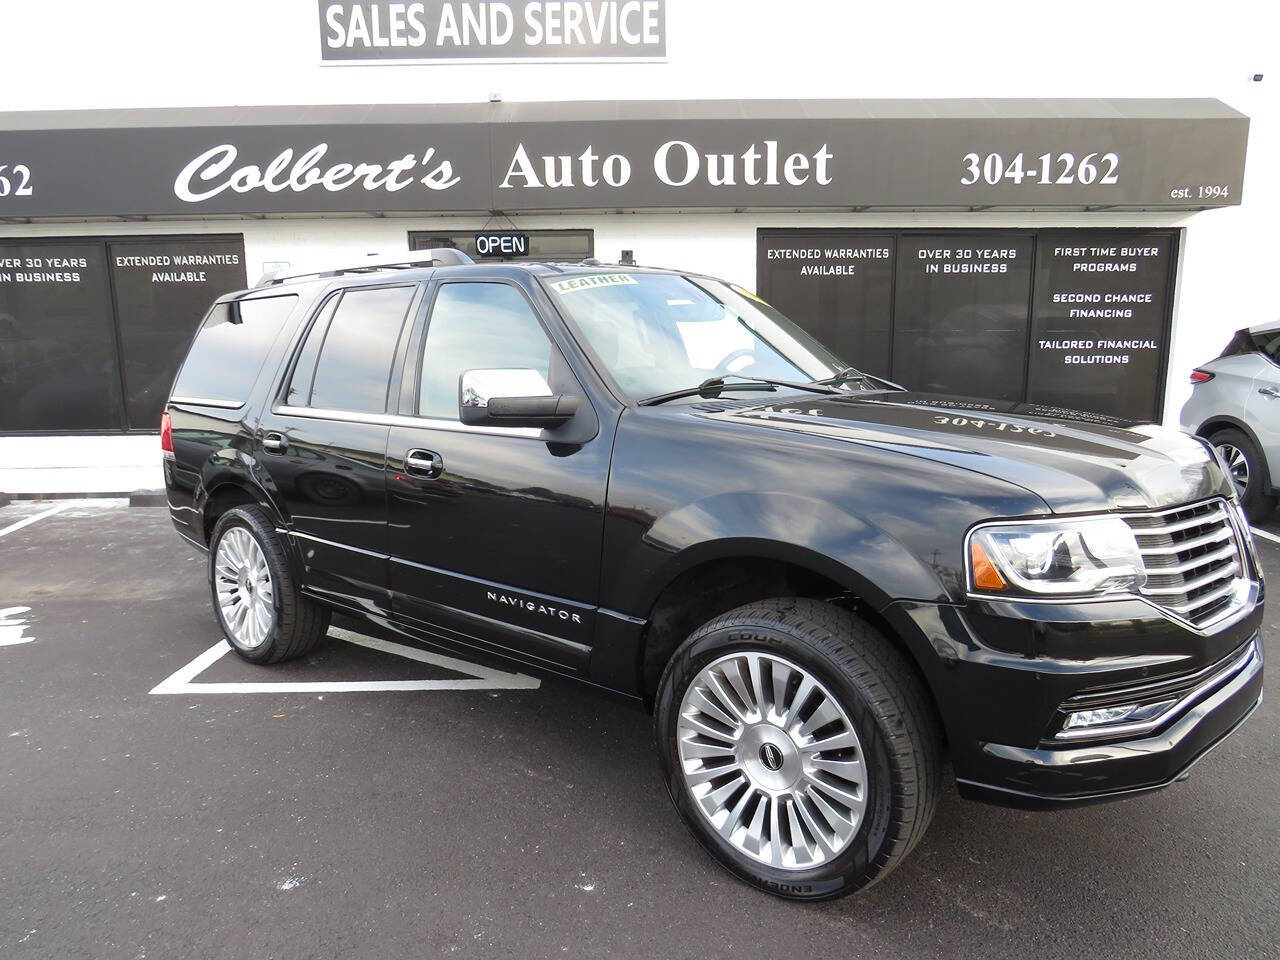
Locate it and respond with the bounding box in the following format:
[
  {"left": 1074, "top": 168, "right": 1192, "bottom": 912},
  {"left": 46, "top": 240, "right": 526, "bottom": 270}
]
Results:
[{"left": 0, "top": 1, "right": 1273, "bottom": 488}]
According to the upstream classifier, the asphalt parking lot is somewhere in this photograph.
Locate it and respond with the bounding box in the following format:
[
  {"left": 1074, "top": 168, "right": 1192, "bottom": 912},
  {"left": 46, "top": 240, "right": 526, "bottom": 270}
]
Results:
[{"left": 1, "top": 501, "right": 1277, "bottom": 960}]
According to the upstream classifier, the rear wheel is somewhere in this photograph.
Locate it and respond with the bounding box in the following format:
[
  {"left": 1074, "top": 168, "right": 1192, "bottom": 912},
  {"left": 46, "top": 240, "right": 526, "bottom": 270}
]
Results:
[
  {"left": 1210, "top": 427, "right": 1276, "bottom": 522},
  {"left": 655, "top": 598, "right": 941, "bottom": 900},
  {"left": 208, "top": 506, "right": 330, "bottom": 664}
]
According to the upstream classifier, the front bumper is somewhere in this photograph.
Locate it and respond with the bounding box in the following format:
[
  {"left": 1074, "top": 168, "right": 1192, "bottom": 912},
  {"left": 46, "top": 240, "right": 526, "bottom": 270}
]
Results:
[{"left": 883, "top": 596, "right": 1265, "bottom": 808}]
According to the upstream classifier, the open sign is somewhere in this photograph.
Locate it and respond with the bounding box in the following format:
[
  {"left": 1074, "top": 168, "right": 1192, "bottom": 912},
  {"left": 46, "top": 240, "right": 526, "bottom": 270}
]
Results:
[{"left": 474, "top": 232, "right": 530, "bottom": 258}]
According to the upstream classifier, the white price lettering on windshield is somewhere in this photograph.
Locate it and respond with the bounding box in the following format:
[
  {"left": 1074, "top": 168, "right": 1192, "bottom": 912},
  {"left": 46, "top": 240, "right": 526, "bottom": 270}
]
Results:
[
  {"left": 961, "top": 152, "right": 1118, "bottom": 187},
  {"left": 0, "top": 164, "right": 34, "bottom": 197},
  {"left": 548, "top": 274, "right": 638, "bottom": 294}
]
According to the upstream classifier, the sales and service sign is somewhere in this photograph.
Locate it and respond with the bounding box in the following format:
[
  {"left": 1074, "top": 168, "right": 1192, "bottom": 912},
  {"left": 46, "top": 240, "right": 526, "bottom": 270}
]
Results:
[
  {"left": 318, "top": 1, "right": 665, "bottom": 61},
  {"left": 0, "top": 100, "right": 1249, "bottom": 218}
]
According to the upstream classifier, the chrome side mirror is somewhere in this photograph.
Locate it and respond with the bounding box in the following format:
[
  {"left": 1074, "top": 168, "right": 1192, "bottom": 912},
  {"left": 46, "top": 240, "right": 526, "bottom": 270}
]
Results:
[{"left": 459, "top": 369, "right": 580, "bottom": 429}]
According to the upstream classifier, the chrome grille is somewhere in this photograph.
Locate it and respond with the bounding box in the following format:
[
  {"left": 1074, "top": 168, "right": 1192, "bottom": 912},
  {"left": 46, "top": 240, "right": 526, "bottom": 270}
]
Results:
[{"left": 1124, "top": 499, "right": 1249, "bottom": 628}]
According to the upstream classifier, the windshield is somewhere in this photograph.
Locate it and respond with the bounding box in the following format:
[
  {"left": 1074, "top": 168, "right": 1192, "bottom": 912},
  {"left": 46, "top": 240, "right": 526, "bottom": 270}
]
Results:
[{"left": 541, "top": 272, "right": 849, "bottom": 401}]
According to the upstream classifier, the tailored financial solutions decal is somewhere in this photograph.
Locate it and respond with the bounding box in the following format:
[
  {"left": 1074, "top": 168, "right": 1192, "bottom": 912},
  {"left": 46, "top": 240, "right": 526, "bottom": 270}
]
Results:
[{"left": 0, "top": 104, "right": 1249, "bottom": 218}]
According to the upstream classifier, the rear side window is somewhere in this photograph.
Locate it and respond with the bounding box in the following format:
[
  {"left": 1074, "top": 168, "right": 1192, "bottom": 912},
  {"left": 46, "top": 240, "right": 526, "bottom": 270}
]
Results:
[
  {"left": 307, "top": 284, "right": 416, "bottom": 413},
  {"left": 1258, "top": 329, "right": 1280, "bottom": 364},
  {"left": 172, "top": 295, "right": 297, "bottom": 404},
  {"left": 1220, "top": 327, "right": 1280, "bottom": 365}
]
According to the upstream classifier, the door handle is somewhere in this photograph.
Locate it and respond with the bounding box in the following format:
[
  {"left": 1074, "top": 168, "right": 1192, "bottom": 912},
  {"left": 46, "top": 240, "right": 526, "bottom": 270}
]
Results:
[
  {"left": 262, "top": 432, "right": 288, "bottom": 454},
  {"left": 404, "top": 449, "right": 444, "bottom": 479},
  {"left": 1259, "top": 386, "right": 1280, "bottom": 399}
]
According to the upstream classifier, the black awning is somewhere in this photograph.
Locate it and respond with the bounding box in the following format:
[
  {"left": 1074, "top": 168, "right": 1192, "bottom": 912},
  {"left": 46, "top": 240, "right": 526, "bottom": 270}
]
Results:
[{"left": 0, "top": 98, "right": 1249, "bottom": 219}]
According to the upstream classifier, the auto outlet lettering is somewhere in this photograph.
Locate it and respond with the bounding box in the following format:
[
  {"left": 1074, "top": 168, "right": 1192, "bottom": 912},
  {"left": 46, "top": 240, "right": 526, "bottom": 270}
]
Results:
[
  {"left": 499, "top": 140, "right": 835, "bottom": 190},
  {"left": 174, "top": 142, "right": 463, "bottom": 202}
]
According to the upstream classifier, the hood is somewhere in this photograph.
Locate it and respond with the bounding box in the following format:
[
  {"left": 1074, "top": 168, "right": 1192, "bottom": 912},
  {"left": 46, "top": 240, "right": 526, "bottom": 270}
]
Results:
[{"left": 690, "top": 391, "right": 1229, "bottom": 514}]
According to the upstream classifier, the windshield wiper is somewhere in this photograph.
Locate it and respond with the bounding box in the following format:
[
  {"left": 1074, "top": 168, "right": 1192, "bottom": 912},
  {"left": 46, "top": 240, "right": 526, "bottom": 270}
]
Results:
[
  {"left": 639, "top": 375, "right": 841, "bottom": 407},
  {"left": 816, "top": 366, "right": 907, "bottom": 391}
]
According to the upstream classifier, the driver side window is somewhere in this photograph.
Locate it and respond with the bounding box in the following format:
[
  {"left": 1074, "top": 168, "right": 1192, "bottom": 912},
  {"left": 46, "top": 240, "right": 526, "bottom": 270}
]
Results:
[{"left": 418, "top": 282, "right": 553, "bottom": 420}]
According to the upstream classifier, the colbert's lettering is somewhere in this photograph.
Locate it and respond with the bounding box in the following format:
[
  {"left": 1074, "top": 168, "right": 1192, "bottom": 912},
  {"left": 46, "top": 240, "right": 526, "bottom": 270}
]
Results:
[{"left": 174, "top": 143, "right": 461, "bottom": 203}]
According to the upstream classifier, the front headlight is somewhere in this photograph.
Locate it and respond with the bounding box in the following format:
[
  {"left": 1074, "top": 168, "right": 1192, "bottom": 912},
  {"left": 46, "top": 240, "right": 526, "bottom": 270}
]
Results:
[{"left": 967, "top": 516, "right": 1146, "bottom": 598}]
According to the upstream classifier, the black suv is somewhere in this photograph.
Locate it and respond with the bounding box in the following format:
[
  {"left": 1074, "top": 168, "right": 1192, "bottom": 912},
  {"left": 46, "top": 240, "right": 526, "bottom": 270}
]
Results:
[{"left": 164, "top": 251, "right": 1265, "bottom": 900}]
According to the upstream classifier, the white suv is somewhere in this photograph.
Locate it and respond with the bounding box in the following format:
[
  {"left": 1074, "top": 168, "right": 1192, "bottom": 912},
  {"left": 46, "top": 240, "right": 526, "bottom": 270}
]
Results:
[{"left": 1181, "top": 320, "right": 1280, "bottom": 521}]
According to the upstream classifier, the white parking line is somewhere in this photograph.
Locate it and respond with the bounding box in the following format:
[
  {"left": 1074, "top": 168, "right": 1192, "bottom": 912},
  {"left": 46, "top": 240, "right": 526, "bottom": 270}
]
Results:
[
  {"left": 0, "top": 502, "right": 75, "bottom": 539},
  {"left": 149, "top": 626, "right": 540, "bottom": 695},
  {"left": 0, "top": 606, "right": 36, "bottom": 646},
  {"left": 1252, "top": 526, "right": 1280, "bottom": 545}
]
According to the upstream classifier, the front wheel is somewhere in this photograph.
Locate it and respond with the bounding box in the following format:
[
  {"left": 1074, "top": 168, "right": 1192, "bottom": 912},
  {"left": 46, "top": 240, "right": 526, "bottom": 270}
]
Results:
[
  {"left": 208, "top": 505, "right": 330, "bottom": 664},
  {"left": 655, "top": 598, "right": 941, "bottom": 901}
]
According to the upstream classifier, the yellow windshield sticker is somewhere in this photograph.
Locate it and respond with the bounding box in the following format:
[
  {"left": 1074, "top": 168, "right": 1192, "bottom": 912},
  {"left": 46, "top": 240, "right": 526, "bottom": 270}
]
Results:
[
  {"left": 548, "top": 273, "right": 639, "bottom": 294},
  {"left": 731, "top": 283, "right": 770, "bottom": 305}
]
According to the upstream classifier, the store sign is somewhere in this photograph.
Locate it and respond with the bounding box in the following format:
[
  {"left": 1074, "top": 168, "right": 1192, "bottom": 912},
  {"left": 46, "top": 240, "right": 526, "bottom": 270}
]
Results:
[
  {"left": 318, "top": 1, "right": 665, "bottom": 61},
  {"left": 473, "top": 231, "right": 530, "bottom": 257},
  {"left": 0, "top": 101, "right": 1249, "bottom": 218}
]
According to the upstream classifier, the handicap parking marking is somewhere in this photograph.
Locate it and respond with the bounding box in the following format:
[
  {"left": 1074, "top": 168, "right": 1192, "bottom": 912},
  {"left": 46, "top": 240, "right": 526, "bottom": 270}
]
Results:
[
  {"left": 149, "top": 625, "right": 541, "bottom": 695},
  {"left": 0, "top": 501, "right": 76, "bottom": 538},
  {"left": 0, "top": 606, "right": 36, "bottom": 646}
]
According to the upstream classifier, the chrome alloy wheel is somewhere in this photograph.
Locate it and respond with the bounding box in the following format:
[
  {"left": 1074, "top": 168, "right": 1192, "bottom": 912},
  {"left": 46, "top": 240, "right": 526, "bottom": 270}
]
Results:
[
  {"left": 1217, "top": 442, "right": 1250, "bottom": 495},
  {"left": 214, "top": 527, "right": 275, "bottom": 649},
  {"left": 676, "top": 651, "right": 867, "bottom": 871}
]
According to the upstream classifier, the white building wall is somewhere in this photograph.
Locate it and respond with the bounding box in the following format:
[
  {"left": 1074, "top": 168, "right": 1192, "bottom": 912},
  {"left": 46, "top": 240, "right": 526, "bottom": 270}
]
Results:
[{"left": 0, "top": 0, "right": 1276, "bottom": 488}]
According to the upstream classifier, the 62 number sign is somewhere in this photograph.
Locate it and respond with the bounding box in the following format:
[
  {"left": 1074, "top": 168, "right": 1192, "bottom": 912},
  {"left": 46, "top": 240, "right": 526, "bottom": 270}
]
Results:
[{"left": 0, "top": 164, "right": 34, "bottom": 197}]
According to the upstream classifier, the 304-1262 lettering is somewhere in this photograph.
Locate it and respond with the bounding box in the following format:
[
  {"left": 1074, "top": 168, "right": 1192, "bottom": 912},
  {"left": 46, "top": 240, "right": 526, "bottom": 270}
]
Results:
[{"left": 961, "top": 152, "right": 1119, "bottom": 186}]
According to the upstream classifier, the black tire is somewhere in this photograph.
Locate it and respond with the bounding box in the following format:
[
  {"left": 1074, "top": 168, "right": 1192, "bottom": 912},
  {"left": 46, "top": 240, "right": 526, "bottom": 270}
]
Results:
[
  {"left": 1209, "top": 427, "right": 1276, "bottom": 523},
  {"left": 208, "top": 505, "right": 330, "bottom": 664},
  {"left": 655, "top": 598, "right": 941, "bottom": 901}
]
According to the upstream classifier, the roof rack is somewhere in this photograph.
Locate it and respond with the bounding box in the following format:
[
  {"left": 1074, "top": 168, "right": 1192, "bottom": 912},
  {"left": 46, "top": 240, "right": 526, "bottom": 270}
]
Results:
[{"left": 256, "top": 248, "right": 474, "bottom": 287}]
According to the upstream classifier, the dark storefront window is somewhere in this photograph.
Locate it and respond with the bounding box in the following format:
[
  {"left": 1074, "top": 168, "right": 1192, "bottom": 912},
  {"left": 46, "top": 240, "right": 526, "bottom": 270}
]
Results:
[
  {"left": 758, "top": 228, "right": 1178, "bottom": 422},
  {"left": 1025, "top": 232, "right": 1175, "bottom": 417},
  {"left": 0, "top": 234, "right": 246, "bottom": 433},
  {"left": 409, "top": 229, "right": 594, "bottom": 262},
  {"left": 0, "top": 240, "right": 123, "bottom": 432},
  {"left": 110, "top": 237, "right": 248, "bottom": 428},
  {"left": 892, "top": 234, "right": 1033, "bottom": 401},
  {"left": 757, "top": 234, "right": 894, "bottom": 379}
]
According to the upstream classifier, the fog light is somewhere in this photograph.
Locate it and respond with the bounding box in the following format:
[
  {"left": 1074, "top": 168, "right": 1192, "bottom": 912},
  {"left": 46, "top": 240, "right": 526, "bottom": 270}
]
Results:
[{"left": 1060, "top": 698, "right": 1178, "bottom": 736}]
